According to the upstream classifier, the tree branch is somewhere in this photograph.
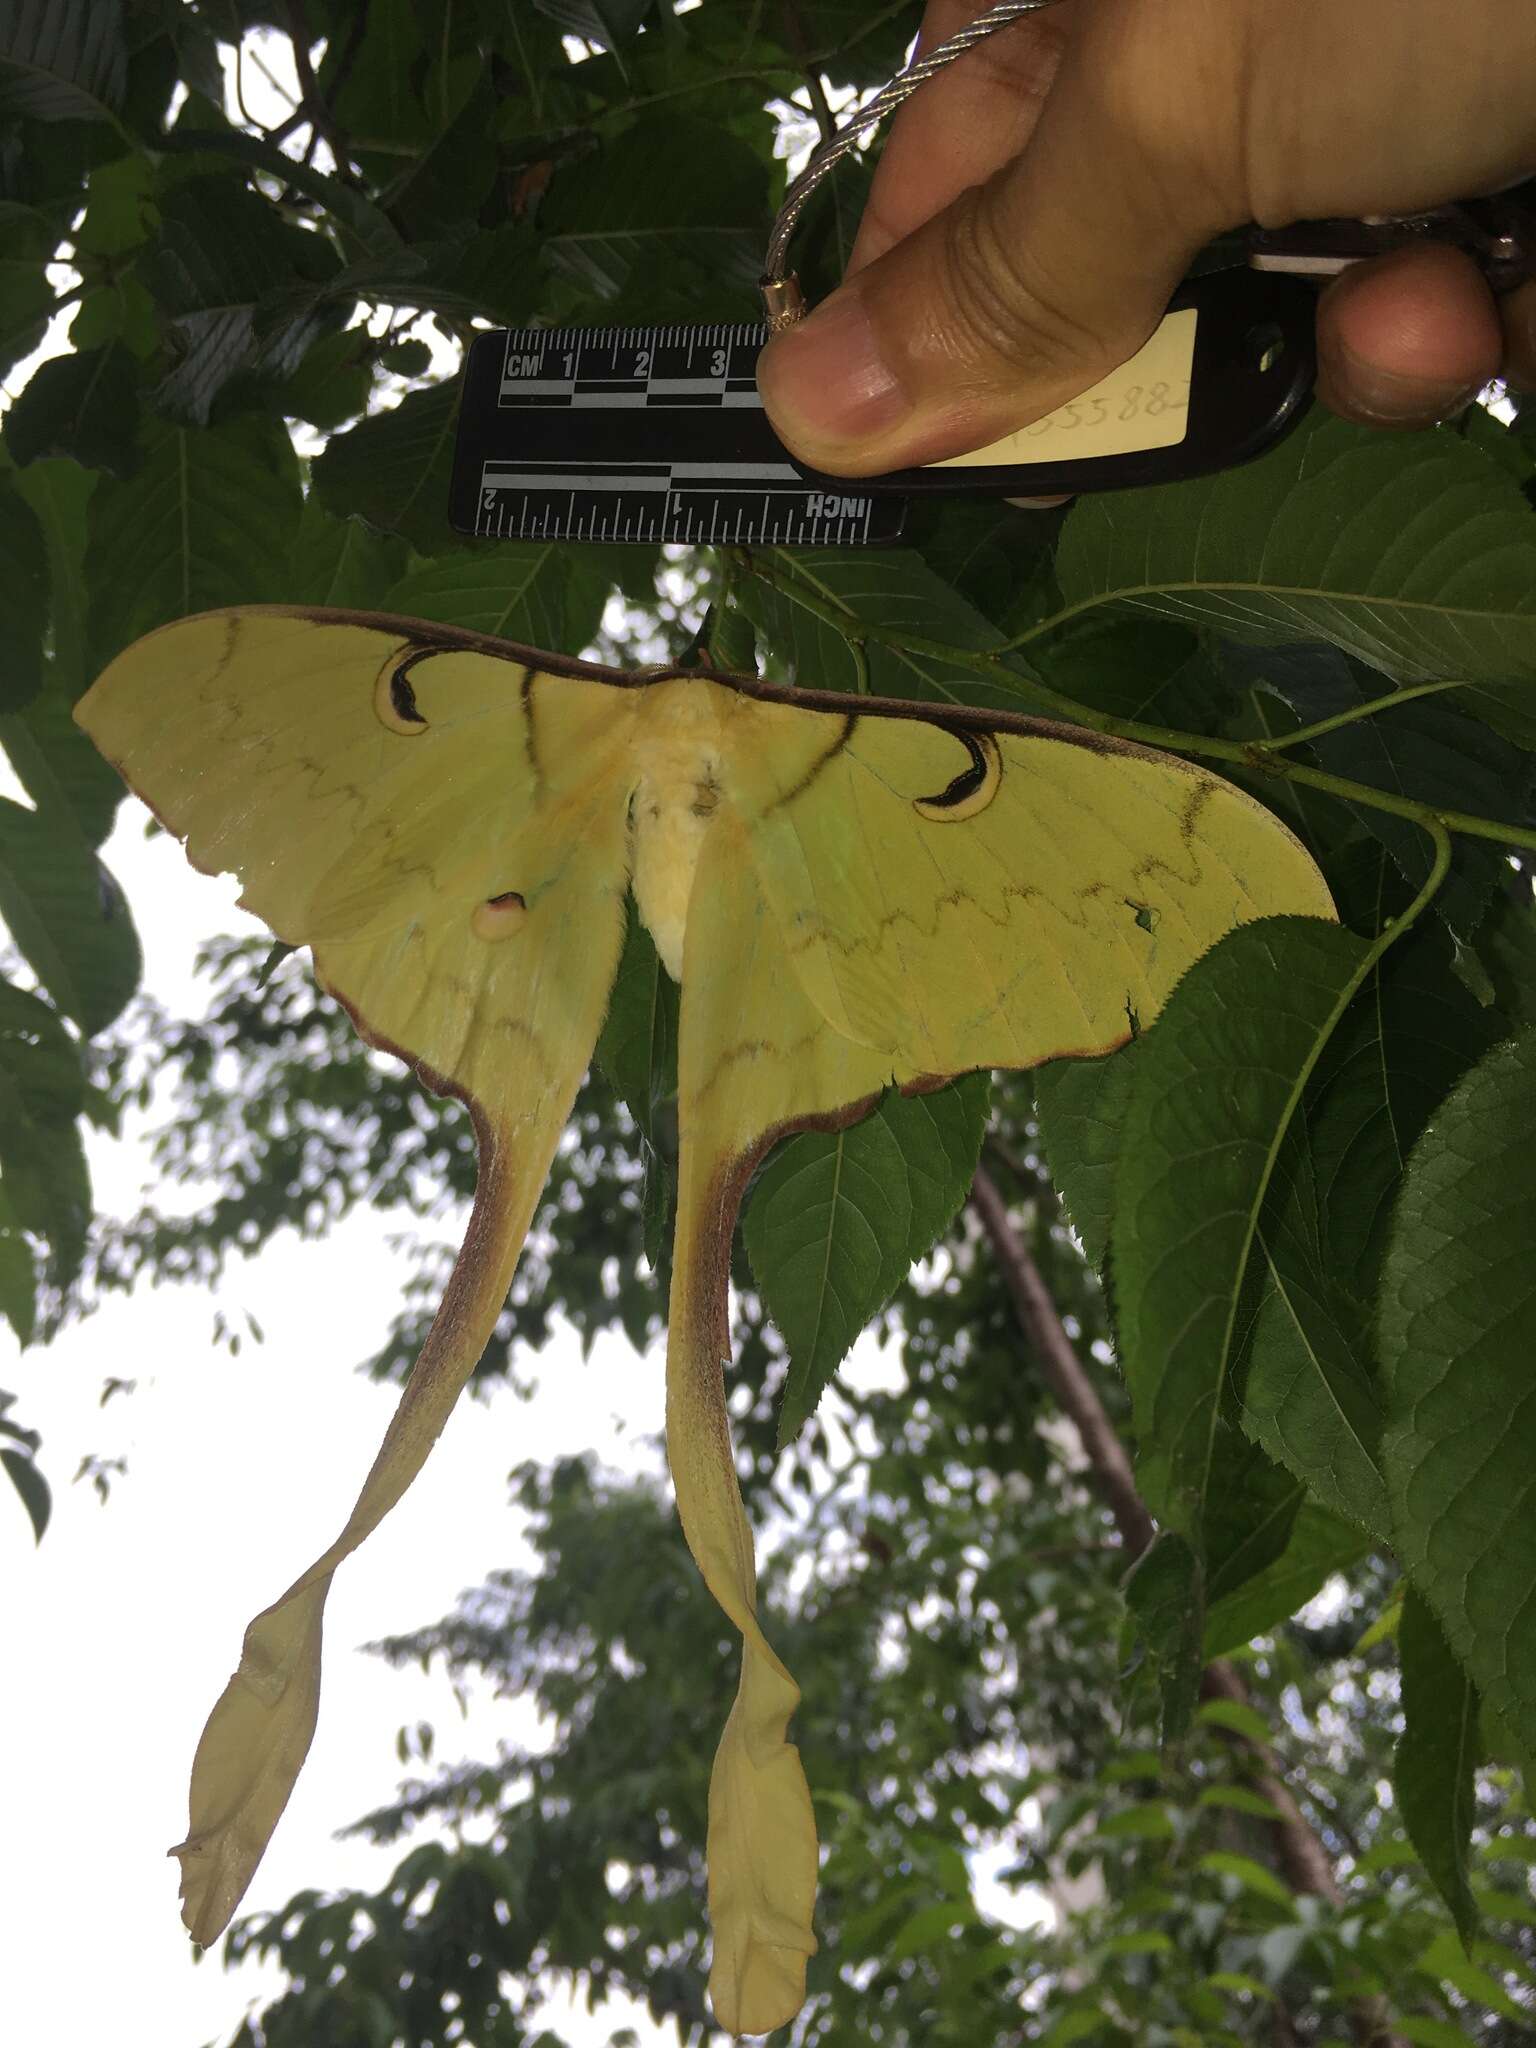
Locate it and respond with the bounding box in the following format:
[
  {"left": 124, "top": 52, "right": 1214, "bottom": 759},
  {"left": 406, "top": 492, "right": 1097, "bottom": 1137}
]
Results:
[{"left": 968, "top": 1164, "right": 1406, "bottom": 2048}]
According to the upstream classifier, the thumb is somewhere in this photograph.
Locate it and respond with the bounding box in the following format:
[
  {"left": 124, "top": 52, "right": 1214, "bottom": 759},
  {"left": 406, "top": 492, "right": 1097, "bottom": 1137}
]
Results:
[{"left": 757, "top": 27, "right": 1233, "bottom": 475}]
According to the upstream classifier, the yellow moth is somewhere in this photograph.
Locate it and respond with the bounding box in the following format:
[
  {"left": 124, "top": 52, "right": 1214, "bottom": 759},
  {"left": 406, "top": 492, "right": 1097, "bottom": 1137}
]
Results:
[{"left": 76, "top": 606, "right": 1334, "bottom": 2035}]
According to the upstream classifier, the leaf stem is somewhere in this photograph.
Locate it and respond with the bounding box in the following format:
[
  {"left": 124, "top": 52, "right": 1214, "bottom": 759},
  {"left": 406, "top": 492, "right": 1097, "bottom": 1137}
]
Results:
[
  {"left": 1255, "top": 680, "right": 1465, "bottom": 751},
  {"left": 736, "top": 552, "right": 1536, "bottom": 857}
]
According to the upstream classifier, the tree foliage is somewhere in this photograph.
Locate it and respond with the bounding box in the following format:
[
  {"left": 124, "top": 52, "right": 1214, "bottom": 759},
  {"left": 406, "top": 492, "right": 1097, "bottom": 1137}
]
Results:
[{"left": 4, "top": 0, "right": 1536, "bottom": 2040}]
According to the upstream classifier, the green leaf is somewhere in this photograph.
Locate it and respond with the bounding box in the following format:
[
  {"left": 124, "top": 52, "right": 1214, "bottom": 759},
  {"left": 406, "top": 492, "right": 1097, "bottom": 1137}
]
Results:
[
  {"left": 0, "top": 0, "right": 127, "bottom": 123},
  {"left": 3, "top": 341, "right": 140, "bottom": 475},
  {"left": 1197, "top": 1789, "right": 1282, "bottom": 1822},
  {"left": 1195, "top": 1698, "right": 1274, "bottom": 1747},
  {"left": 13, "top": 456, "right": 93, "bottom": 700},
  {"left": 1196, "top": 1851, "right": 1294, "bottom": 1909},
  {"left": 383, "top": 542, "right": 608, "bottom": 650},
  {"left": 0, "top": 664, "right": 124, "bottom": 847},
  {"left": 1123, "top": 1532, "right": 1204, "bottom": 1741},
  {"left": 1052, "top": 413, "right": 1536, "bottom": 746},
  {"left": 0, "top": 980, "right": 89, "bottom": 1296},
  {"left": 1380, "top": 1031, "right": 1536, "bottom": 1766},
  {"left": 86, "top": 414, "right": 302, "bottom": 664},
  {"left": 596, "top": 906, "right": 678, "bottom": 1275},
  {"left": 1299, "top": 911, "right": 1500, "bottom": 1307},
  {"left": 1032, "top": 1047, "right": 1136, "bottom": 1271},
  {"left": 747, "top": 1078, "right": 989, "bottom": 1445},
  {"left": 1114, "top": 917, "right": 1373, "bottom": 1540},
  {"left": 0, "top": 799, "right": 140, "bottom": 1031},
  {"left": 1238, "top": 911, "right": 1498, "bottom": 1543},
  {"left": 311, "top": 381, "right": 460, "bottom": 556},
  {"left": 1203, "top": 1502, "right": 1368, "bottom": 1658},
  {"left": 0, "top": 472, "right": 48, "bottom": 710},
  {"left": 1399, "top": 2019, "right": 1485, "bottom": 2048},
  {"left": 1092, "top": 1802, "right": 1176, "bottom": 1842},
  {"left": 1241, "top": 1221, "right": 1390, "bottom": 1541},
  {"left": 595, "top": 902, "right": 678, "bottom": 1152},
  {"left": 0, "top": 200, "right": 57, "bottom": 376},
  {"left": 1244, "top": 645, "right": 1528, "bottom": 941},
  {"left": 539, "top": 114, "right": 766, "bottom": 320},
  {"left": 740, "top": 548, "right": 1045, "bottom": 709},
  {"left": 1, "top": 1444, "right": 50, "bottom": 1540},
  {"left": 156, "top": 124, "right": 402, "bottom": 259},
  {"left": 885, "top": 1897, "right": 977, "bottom": 1962},
  {"left": 0, "top": 1183, "right": 37, "bottom": 1342},
  {"left": 1415, "top": 1930, "right": 1530, "bottom": 2023},
  {"left": 285, "top": 501, "right": 410, "bottom": 611},
  {"left": 1396, "top": 1588, "right": 1481, "bottom": 1946}
]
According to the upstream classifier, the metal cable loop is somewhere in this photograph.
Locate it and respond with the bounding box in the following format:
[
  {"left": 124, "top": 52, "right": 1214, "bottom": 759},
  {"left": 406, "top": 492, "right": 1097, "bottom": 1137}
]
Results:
[{"left": 762, "top": 0, "right": 1072, "bottom": 327}]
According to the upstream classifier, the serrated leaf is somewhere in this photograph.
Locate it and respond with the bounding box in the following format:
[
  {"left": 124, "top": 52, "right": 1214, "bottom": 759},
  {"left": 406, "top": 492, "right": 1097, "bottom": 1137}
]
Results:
[
  {"left": 740, "top": 548, "right": 1045, "bottom": 709},
  {"left": 1032, "top": 1047, "right": 1137, "bottom": 1271},
  {"left": 311, "top": 380, "right": 459, "bottom": 555},
  {"left": 384, "top": 542, "right": 607, "bottom": 650},
  {"left": 748, "top": 1107, "right": 910, "bottom": 1443},
  {"left": 1396, "top": 1589, "right": 1481, "bottom": 1946},
  {"left": 0, "top": 0, "right": 127, "bottom": 123},
  {"left": 1242, "top": 1227, "right": 1390, "bottom": 1541},
  {"left": 1053, "top": 413, "right": 1536, "bottom": 746},
  {"left": 285, "top": 501, "right": 409, "bottom": 611},
  {"left": 1380, "top": 1031, "right": 1536, "bottom": 1766},
  {"left": 86, "top": 415, "right": 303, "bottom": 665},
  {"left": 1240, "top": 910, "right": 1497, "bottom": 1543},
  {"left": 748, "top": 1079, "right": 989, "bottom": 1445},
  {"left": 1115, "top": 917, "right": 1374, "bottom": 1541},
  {"left": 1123, "top": 1531, "right": 1203, "bottom": 1742},
  {"left": 1, "top": 1444, "right": 50, "bottom": 1540},
  {"left": 1203, "top": 1502, "right": 1368, "bottom": 1658},
  {"left": 0, "top": 800, "right": 139, "bottom": 1032}
]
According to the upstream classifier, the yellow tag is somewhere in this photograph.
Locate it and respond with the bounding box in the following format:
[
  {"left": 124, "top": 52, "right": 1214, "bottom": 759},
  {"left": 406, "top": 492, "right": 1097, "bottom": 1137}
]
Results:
[{"left": 928, "top": 307, "right": 1197, "bottom": 469}]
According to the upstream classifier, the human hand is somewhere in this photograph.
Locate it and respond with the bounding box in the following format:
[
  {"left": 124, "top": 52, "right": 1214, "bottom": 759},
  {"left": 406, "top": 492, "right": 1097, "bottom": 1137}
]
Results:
[{"left": 757, "top": 0, "right": 1536, "bottom": 474}]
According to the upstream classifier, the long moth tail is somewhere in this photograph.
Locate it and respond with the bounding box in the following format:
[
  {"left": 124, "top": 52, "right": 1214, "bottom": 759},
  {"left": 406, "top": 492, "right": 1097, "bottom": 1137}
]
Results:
[{"left": 173, "top": 1116, "right": 536, "bottom": 1946}]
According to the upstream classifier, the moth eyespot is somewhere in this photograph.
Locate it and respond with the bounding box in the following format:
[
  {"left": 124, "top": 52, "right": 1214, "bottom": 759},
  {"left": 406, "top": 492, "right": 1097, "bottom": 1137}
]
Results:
[
  {"left": 914, "top": 731, "right": 1001, "bottom": 822},
  {"left": 374, "top": 654, "right": 430, "bottom": 736},
  {"left": 472, "top": 891, "right": 526, "bottom": 941}
]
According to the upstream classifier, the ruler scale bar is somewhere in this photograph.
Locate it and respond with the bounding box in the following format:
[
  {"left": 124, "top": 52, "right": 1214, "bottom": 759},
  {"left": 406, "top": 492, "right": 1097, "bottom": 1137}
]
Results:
[
  {"left": 450, "top": 278, "right": 1316, "bottom": 547},
  {"left": 454, "top": 318, "right": 910, "bottom": 548}
]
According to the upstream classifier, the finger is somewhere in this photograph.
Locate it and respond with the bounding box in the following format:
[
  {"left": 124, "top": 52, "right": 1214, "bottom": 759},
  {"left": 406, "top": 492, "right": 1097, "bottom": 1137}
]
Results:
[
  {"left": 846, "top": 0, "right": 1070, "bottom": 278},
  {"left": 1315, "top": 244, "right": 1502, "bottom": 427},
  {"left": 759, "top": 2, "right": 1231, "bottom": 474},
  {"left": 1502, "top": 278, "right": 1536, "bottom": 390}
]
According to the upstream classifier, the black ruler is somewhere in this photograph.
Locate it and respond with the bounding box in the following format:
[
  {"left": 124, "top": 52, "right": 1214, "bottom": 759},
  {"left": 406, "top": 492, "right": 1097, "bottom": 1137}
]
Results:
[
  {"left": 446, "top": 271, "right": 1316, "bottom": 548},
  {"left": 448, "top": 320, "right": 907, "bottom": 548}
]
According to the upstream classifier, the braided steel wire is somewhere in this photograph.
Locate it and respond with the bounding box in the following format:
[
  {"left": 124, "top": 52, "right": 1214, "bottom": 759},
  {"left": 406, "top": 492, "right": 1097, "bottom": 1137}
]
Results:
[{"left": 762, "top": 0, "right": 1071, "bottom": 308}]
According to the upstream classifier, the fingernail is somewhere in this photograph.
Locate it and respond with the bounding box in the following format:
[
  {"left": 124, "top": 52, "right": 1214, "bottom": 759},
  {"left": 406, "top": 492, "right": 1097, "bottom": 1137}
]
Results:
[
  {"left": 757, "top": 286, "right": 910, "bottom": 450},
  {"left": 1318, "top": 338, "right": 1488, "bottom": 426}
]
